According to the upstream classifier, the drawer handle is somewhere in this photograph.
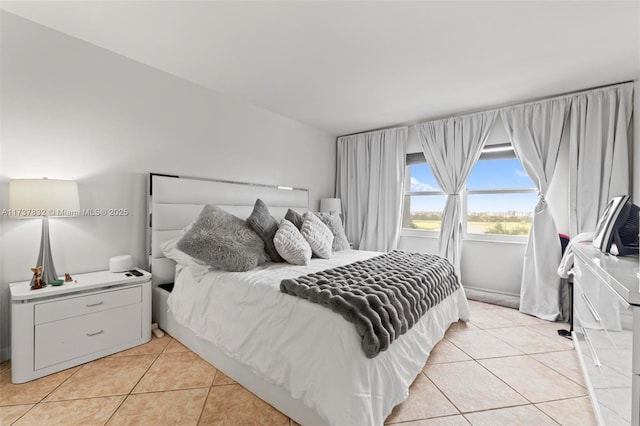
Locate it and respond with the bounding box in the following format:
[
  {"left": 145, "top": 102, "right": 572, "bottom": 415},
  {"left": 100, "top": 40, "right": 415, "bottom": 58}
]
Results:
[
  {"left": 86, "top": 330, "right": 104, "bottom": 337},
  {"left": 581, "top": 293, "right": 602, "bottom": 322},
  {"left": 581, "top": 327, "right": 602, "bottom": 367},
  {"left": 86, "top": 301, "right": 104, "bottom": 308}
]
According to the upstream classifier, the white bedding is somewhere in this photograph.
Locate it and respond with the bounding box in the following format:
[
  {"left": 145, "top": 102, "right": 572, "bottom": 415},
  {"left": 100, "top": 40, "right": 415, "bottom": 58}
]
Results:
[{"left": 168, "top": 249, "right": 470, "bottom": 425}]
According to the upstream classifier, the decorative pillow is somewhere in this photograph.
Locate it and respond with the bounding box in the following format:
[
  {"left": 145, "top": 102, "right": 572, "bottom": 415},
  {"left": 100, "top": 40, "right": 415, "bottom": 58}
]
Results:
[
  {"left": 274, "top": 220, "right": 312, "bottom": 265},
  {"left": 246, "top": 199, "right": 284, "bottom": 263},
  {"left": 160, "top": 234, "right": 200, "bottom": 265},
  {"left": 300, "top": 211, "right": 334, "bottom": 259},
  {"left": 285, "top": 208, "right": 304, "bottom": 230},
  {"left": 317, "top": 211, "right": 350, "bottom": 251},
  {"left": 160, "top": 224, "right": 212, "bottom": 280},
  {"left": 177, "top": 205, "right": 265, "bottom": 272}
]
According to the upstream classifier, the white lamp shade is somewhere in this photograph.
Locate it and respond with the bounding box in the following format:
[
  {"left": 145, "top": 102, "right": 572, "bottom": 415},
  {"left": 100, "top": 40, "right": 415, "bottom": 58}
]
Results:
[
  {"left": 320, "top": 198, "right": 342, "bottom": 213},
  {"left": 9, "top": 179, "right": 80, "bottom": 218}
]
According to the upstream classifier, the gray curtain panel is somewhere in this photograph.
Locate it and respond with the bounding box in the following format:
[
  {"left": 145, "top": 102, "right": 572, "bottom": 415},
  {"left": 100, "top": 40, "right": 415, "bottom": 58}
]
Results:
[
  {"left": 569, "top": 83, "right": 634, "bottom": 236},
  {"left": 336, "top": 127, "right": 408, "bottom": 252},
  {"left": 414, "top": 111, "right": 497, "bottom": 275},
  {"left": 501, "top": 97, "right": 570, "bottom": 321}
]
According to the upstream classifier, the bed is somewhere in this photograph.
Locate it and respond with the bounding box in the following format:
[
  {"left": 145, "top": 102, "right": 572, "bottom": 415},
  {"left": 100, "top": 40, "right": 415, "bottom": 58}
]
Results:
[{"left": 148, "top": 173, "right": 470, "bottom": 425}]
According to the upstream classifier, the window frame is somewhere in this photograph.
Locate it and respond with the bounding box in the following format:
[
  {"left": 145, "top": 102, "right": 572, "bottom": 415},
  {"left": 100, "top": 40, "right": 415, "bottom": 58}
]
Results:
[
  {"left": 402, "top": 153, "right": 445, "bottom": 236},
  {"left": 401, "top": 144, "right": 537, "bottom": 242},
  {"left": 462, "top": 190, "right": 536, "bottom": 243}
]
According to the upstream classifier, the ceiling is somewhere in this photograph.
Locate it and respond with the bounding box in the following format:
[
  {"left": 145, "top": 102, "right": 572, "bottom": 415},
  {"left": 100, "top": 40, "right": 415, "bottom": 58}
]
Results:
[{"left": 2, "top": 1, "right": 639, "bottom": 136}]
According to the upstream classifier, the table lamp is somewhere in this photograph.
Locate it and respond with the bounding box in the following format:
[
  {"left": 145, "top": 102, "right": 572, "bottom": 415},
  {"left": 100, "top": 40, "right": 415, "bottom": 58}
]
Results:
[
  {"left": 9, "top": 178, "right": 80, "bottom": 287},
  {"left": 320, "top": 198, "right": 342, "bottom": 214}
]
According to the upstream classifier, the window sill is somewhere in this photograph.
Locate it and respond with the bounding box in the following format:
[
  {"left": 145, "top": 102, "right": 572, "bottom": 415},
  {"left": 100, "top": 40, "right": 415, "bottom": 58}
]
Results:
[
  {"left": 400, "top": 229, "right": 439, "bottom": 239},
  {"left": 400, "top": 229, "right": 529, "bottom": 245},
  {"left": 463, "top": 235, "right": 529, "bottom": 245}
]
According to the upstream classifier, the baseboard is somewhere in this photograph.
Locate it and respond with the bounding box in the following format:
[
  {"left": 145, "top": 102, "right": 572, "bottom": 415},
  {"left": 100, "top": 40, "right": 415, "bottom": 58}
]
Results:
[
  {"left": 0, "top": 345, "right": 11, "bottom": 362},
  {"left": 463, "top": 285, "right": 520, "bottom": 310}
]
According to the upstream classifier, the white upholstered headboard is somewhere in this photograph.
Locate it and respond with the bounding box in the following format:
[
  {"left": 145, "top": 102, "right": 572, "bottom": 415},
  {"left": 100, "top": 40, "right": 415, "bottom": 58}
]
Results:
[{"left": 148, "top": 173, "right": 309, "bottom": 285}]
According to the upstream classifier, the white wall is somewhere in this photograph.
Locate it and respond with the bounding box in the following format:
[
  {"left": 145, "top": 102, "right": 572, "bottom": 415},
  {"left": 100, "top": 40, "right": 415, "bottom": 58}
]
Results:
[
  {"left": 399, "top": 115, "right": 570, "bottom": 297},
  {"left": 0, "top": 13, "right": 336, "bottom": 361}
]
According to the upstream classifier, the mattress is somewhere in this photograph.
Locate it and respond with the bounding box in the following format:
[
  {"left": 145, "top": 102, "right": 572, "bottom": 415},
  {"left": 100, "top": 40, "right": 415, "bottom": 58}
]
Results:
[{"left": 167, "top": 249, "right": 469, "bottom": 425}]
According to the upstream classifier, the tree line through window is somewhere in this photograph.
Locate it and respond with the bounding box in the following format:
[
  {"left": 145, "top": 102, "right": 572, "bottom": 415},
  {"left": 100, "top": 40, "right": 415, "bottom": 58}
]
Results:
[{"left": 402, "top": 145, "right": 537, "bottom": 236}]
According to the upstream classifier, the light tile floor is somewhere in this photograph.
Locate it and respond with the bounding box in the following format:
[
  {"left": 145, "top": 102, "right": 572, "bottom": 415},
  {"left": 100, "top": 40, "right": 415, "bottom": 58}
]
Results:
[{"left": 0, "top": 301, "right": 596, "bottom": 425}]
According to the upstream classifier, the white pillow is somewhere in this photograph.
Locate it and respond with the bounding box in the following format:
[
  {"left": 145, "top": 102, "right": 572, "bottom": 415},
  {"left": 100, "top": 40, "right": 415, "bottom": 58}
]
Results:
[
  {"left": 274, "top": 220, "right": 312, "bottom": 265},
  {"left": 159, "top": 223, "right": 204, "bottom": 265},
  {"left": 300, "top": 211, "right": 334, "bottom": 259},
  {"left": 160, "top": 237, "right": 194, "bottom": 265}
]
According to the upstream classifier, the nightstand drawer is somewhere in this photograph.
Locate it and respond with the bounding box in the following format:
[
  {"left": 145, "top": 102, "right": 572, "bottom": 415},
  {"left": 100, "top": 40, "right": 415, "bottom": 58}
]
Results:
[
  {"left": 34, "top": 286, "right": 141, "bottom": 325},
  {"left": 34, "top": 303, "right": 142, "bottom": 370}
]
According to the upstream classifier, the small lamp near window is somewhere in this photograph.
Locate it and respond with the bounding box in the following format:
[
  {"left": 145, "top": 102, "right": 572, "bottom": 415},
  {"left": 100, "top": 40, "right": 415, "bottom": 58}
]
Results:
[
  {"left": 320, "top": 198, "right": 342, "bottom": 215},
  {"left": 9, "top": 178, "right": 80, "bottom": 288}
]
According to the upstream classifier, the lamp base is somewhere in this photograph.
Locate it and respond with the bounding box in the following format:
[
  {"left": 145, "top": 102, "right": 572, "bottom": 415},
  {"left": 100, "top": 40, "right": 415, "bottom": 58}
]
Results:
[{"left": 36, "top": 218, "right": 59, "bottom": 286}]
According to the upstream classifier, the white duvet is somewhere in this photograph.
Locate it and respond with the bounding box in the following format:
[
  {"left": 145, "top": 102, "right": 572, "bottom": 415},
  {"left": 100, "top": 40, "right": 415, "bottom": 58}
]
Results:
[{"left": 168, "top": 249, "right": 469, "bottom": 425}]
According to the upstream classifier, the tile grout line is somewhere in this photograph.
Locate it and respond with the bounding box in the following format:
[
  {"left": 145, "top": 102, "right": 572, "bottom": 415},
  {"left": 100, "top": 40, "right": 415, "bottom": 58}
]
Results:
[
  {"left": 386, "top": 412, "right": 468, "bottom": 425},
  {"left": 417, "top": 370, "right": 463, "bottom": 417},
  {"left": 9, "top": 404, "right": 35, "bottom": 426},
  {"left": 529, "top": 351, "right": 589, "bottom": 389},
  {"left": 534, "top": 395, "right": 593, "bottom": 407},
  {"left": 530, "top": 404, "right": 564, "bottom": 426},
  {"left": 103, "top": 348, "right": 165, "bottom": 425},
  {"left": 524, "top": 352, "right": 588, "bottom": 396},
  {"left": 10, "top": 359, "right": 89, "bottom": 423},
  {"left": 483, "top": 322, "right": 574, "bottom": 356},
  {"left": 442, "top": 335, "right": 477, "bottom": 361},
  {"left": 424, "top": 351, "right": 535, "bottom": 415},
  {"left": 445, "top": 328, "right": 526, "bottom": 361},
  {"left": 460, "top": 403, "right": 562, "bottom": 425},
  {"left": 196, "top": 384, "right": 214, "bottom": 425},
  {"left": 476, "top": 352, "right": 589, "bottom": 407},
  {"left": 461, "top": 339, "right": 537, "bottom": 406},
  {"left": 442, "top": 310, "right": 538, "bottom": 411}
]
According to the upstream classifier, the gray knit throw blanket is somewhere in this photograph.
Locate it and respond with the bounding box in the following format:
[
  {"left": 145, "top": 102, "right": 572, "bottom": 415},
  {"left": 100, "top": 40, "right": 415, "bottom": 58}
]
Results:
[{"left": 280, "top": 250, "right": 460, "bottom": 358}]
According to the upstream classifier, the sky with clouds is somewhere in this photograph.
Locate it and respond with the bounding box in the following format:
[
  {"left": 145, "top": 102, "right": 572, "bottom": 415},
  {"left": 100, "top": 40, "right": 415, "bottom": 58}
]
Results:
[{"left": 409, "top": 159, "right": 537, "bottom": 213}]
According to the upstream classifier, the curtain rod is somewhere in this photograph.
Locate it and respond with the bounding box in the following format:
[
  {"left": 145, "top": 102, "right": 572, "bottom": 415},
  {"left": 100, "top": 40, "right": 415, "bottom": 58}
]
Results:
[{"left": 337, "top": 79, "right": 635, "bottom": 139}]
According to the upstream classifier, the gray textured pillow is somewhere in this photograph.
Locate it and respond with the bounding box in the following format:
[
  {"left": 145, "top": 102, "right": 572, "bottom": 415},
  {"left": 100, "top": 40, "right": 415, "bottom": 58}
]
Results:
[
  {"left": 177, "top": 205, "right": 265, "bottom": 272},
  {"left": 285, "top": 208, "right": 304, "bottom": 230},
  {"left": 317, "top": 212, "right": 350, "bottom": 251},
  {"left": 300, "top": 211, "right": 334, "bottom": 259},
  {"left": 246, "top": 199, "right": 284, "bottom": 263},
  {"left": 274, "top": 219, "right": 312, "bottom": 265}
]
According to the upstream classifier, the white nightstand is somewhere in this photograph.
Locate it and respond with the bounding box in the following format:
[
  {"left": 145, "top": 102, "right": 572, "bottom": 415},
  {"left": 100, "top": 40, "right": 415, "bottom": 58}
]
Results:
[{"left": 10, "top": 268, "right": 152, "bottom": 383}]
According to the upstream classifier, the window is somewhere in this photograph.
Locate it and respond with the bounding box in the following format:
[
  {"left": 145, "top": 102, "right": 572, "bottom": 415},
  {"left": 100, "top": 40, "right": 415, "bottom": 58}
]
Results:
[
  {"left": 402, "top": 145, "right": 537, "bottom": 237},
  {"left": 466, "top": 144, "right": 537, "bottom": 237},
  {"left": 402, "top": 154, "right": 445, "bottom": 232}
]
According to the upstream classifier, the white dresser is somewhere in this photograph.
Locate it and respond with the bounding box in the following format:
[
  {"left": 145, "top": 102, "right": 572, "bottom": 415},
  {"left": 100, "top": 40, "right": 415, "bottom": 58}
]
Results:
[
  {"left": 10, "top": 269, "right": 152, "bottom": 383},
  {"left": 572, "top": 244, "right": 640, "bottom": 425}
]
